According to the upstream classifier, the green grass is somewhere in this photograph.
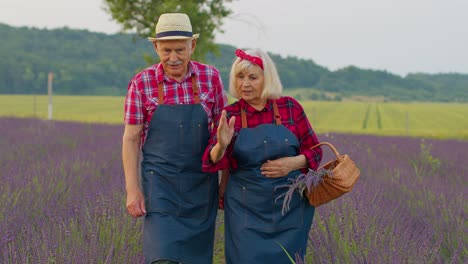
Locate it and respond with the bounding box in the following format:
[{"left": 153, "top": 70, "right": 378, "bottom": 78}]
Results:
[
  {"left": 1, "top": 94, "right": 467, "bottom": 139},
  {"left": 301, "top": 101, "right": 468, "bottom": 139},
  {"left": 0, "top": 95, "right": 124, "bottom": 124}
]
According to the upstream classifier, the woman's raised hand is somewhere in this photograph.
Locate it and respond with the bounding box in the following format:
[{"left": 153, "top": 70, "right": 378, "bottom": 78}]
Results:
[{"left": 217, "top": 110, "right": 236, "bottom": 149}]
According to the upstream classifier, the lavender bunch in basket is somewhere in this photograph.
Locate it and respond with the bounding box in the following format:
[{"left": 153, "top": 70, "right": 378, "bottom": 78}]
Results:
[{"left": 276, "top": 168, "right": 333, "bottom": 215}]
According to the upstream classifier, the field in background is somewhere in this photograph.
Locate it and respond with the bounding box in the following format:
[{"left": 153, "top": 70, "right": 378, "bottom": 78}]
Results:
[
  {"left": 1, "top": 118, "right": 466, "bottom": 263},
  {"left": 301, "top": 101, "right": 468, "bottom": 139},
  {"left": 0, "top": 94, "right": 467, "bottom": 139},
  {"left": 0, "top": 95, "right": 125, "bottom": 124}
]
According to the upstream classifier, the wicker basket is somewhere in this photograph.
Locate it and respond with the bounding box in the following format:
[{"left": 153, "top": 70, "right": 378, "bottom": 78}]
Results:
[{"left": 306, "top": 142, "right": 360, "bottom": 207}]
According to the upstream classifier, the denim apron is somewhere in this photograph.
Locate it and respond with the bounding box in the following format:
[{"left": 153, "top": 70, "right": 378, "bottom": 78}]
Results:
[
  {"left": 141, "top": 76, "right": 218, "bottom": 264},
  {"left": 224, "top": 100, "right": 314, "bottom": 263}
]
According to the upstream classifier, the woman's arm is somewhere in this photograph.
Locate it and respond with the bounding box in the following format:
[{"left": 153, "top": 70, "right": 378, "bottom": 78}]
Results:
[
  {"left": 260, "top": 97, "right": 322, "bottom": 177},
  {"left": 294, "top": 99, "right": 322, "bottom": 171},
  {"left": 260, "top": 154, "right": 308, "bottom": 178},
  {"left": 202, "top": 109, "right": 237, "bottom": 172}
]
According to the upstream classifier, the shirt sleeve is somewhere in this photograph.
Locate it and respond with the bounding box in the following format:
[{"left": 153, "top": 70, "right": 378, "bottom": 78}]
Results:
[
  {"left": 290, "top": 97, "right": 322, "bottom": 171},
  {"left": 124, "top": 80, "right": 144, "bottom": 124},
  {"left": 212, "top": 70, "right": 229, "bottom": 124},
  {"left": 202, "top": 69, "right": 230, "bottom": 173}
]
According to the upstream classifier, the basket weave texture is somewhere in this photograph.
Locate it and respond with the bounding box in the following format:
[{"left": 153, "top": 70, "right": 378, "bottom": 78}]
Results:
[{"left": 307, "top": 142, "right": 360, "bottom": 207}]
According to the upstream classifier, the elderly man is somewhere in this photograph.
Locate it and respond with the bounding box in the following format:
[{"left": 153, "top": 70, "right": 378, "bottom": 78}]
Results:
[{"left": 122, "top": 13, "right": 228, "bottom": 264}]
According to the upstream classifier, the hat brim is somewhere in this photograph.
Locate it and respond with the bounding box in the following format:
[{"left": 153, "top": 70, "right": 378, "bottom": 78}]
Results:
[{"left": 148, "top": 34, "right": 199, "bottom": 42}]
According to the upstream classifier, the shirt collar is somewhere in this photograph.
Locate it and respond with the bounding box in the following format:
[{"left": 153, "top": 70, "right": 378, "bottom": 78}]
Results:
[
  {"left": 239, "top": 98, "right": 273, "bottom": 114},
  {"left": 156, "top": 61, "right": 198, "bottom": 84}
]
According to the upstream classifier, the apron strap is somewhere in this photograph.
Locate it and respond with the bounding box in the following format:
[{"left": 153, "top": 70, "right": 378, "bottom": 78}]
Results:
[
  {"left": 272, "top": 100, "right": 281, "bottom": 125},
  {"left": 241, "top": 107, "right": 248, "bottom": 128},
  {"left": 191, "top": 75, "right": 200, "bottom": 104},
  {"left": 157, "top": 75, "right": 199, "bottom": 105},
  {"left": 158, "top": 82, "right": 164, "bottom": 105},
  {"left": 240, "top": 100, "right": 281, "bottom": 128}
]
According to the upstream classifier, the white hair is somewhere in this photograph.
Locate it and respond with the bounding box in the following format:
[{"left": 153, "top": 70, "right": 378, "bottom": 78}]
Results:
[{"left": 228, "top": 49, "right": 283, "bottom": 99}]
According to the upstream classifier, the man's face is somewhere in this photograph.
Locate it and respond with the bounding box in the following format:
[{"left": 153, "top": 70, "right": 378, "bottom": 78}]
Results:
[{"left": 154, "top": 39, "right": 195, "bottom": 81}]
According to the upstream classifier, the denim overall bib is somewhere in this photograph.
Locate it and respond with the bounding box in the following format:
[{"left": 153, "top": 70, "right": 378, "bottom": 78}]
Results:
[
  {"left": 141, "top": 76, "right": 218, "bottom": 264},
  {"left": 224, "top": 100, "right": 314, "bottom": 263}
]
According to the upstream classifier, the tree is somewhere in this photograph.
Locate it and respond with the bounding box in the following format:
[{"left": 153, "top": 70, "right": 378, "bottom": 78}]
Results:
[{"left": 103, "top": 0, "right": 234, "bottom": 62}]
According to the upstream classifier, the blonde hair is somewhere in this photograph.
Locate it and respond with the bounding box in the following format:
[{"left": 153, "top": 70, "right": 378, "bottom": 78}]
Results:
[{"left": 228, "top": 49, "right": 283, "bottom": 99}]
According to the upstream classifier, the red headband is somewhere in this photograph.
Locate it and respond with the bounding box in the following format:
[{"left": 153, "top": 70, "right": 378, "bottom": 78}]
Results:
[{"left": 235, "top": 49, "right": 264, "bottom": 70}]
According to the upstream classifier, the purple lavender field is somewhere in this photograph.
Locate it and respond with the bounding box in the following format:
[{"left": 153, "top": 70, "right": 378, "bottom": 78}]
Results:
[{"left": 1, "top": 117, "right": 466, "bottom": 263}]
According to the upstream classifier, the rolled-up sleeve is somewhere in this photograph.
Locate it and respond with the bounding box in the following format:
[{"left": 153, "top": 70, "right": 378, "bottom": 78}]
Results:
[
  {"left": 202, "top": 143, "right": 230, "bottom": 173},
  {"left": 212, "top": 72, "right": 229, "bottom": 126},
  {"left": 202, "top": 70, "right": 229, "bottom": 173},
  {"left": 124, "top": 80, "right": 144, "bottom": 125},
  {"left": 202, "top": 118, "right": 232, "bottom": 173},
  {"left": 292, "top": 99, "right": 322, "bottom": 171}
]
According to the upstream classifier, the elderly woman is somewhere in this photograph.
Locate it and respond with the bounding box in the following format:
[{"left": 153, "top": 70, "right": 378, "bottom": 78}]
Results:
[{"left": 202, "top": 49, "right": 322, "bottom": 263}]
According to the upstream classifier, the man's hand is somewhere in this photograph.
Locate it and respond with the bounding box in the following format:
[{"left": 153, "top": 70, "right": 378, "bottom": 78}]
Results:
[{"left": 126, "top": 189, "right": 146, "bottom": 218}]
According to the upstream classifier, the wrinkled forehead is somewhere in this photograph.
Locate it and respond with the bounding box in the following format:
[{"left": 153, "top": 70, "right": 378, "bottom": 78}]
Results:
[{"left": 155, "top": 39, "right": 192, "bottom": 48}]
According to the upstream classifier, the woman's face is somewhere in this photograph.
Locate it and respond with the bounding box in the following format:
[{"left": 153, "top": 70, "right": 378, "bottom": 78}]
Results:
[{"left": 235, "top": 66, "right": 265, "bottom": 107}]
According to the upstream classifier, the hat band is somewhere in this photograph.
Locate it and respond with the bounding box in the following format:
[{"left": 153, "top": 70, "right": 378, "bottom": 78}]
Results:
[{"left": 156, "top": 31, "right": 193, "bottom": 38}]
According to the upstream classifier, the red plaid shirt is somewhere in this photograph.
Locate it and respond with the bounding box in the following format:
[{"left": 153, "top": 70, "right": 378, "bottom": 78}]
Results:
[
  {"left": 202, "top": 96, "right": 322, "bottom": 172},
  {"left": 124, "top": 61, "right": 228, "bottom": 145}
]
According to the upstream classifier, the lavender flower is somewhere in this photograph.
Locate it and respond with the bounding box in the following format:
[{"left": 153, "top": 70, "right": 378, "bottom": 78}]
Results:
[
  {"left": 276, "top": 168, "right": 333, "bottom": 215},
  {"left": 1, "top": 118, "right": 466, "bottom": 263}
]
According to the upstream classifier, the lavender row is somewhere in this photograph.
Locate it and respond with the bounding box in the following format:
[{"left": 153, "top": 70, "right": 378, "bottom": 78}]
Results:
[{"left": 0, "top": 118, "right": 466, "bottom": 263}]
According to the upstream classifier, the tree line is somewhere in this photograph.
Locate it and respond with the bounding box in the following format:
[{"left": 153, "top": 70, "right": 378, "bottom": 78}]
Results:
[{"left": 0, "top": 23, "right": 466, "bottom": 102}]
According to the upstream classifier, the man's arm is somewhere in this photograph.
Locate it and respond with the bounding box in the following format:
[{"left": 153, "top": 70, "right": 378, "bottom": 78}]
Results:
[{"left": 122, "top": 124, "right": 146, "bottom": 218}]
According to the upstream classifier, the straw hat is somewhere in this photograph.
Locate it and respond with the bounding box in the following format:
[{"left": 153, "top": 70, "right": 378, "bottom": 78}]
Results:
[{"left": 148, "top": 13, "right": 200, "bottom": 42}]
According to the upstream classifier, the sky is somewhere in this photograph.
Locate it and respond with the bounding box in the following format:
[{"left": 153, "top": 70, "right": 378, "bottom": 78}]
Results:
[{"left": 1, "top": 0, "right": 467, "bottom": 76}]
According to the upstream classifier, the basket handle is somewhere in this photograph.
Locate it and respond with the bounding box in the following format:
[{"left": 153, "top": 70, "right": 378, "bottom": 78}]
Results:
[{"left": 310, "top": 142, "right": 343, "bottom": 163}]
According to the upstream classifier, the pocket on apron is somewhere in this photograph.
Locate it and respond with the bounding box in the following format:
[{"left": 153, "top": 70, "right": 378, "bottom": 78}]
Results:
[
  {"left": 143, "top": 170, "right": 179, "bottom": 215},
  {"left": 144, "top": 169, "right": 214, "bottom": 218},
  {"left": 177, "top": 122, "right": 209, "bottom": 171},
  {"left": 272, "top": 186, "right": 305, "bottom": 229},
  {"left": 262, "top": 139, "right": 289, "bottom": 161},
  {"left": 177, "top": 174, "right": 215, "bottom": 218},
  {"left": 240, "top": 184, "right": 304, "bottom": 232},
  {"left": 178, "top": 122, "right": 207, "bottom": 155}
]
